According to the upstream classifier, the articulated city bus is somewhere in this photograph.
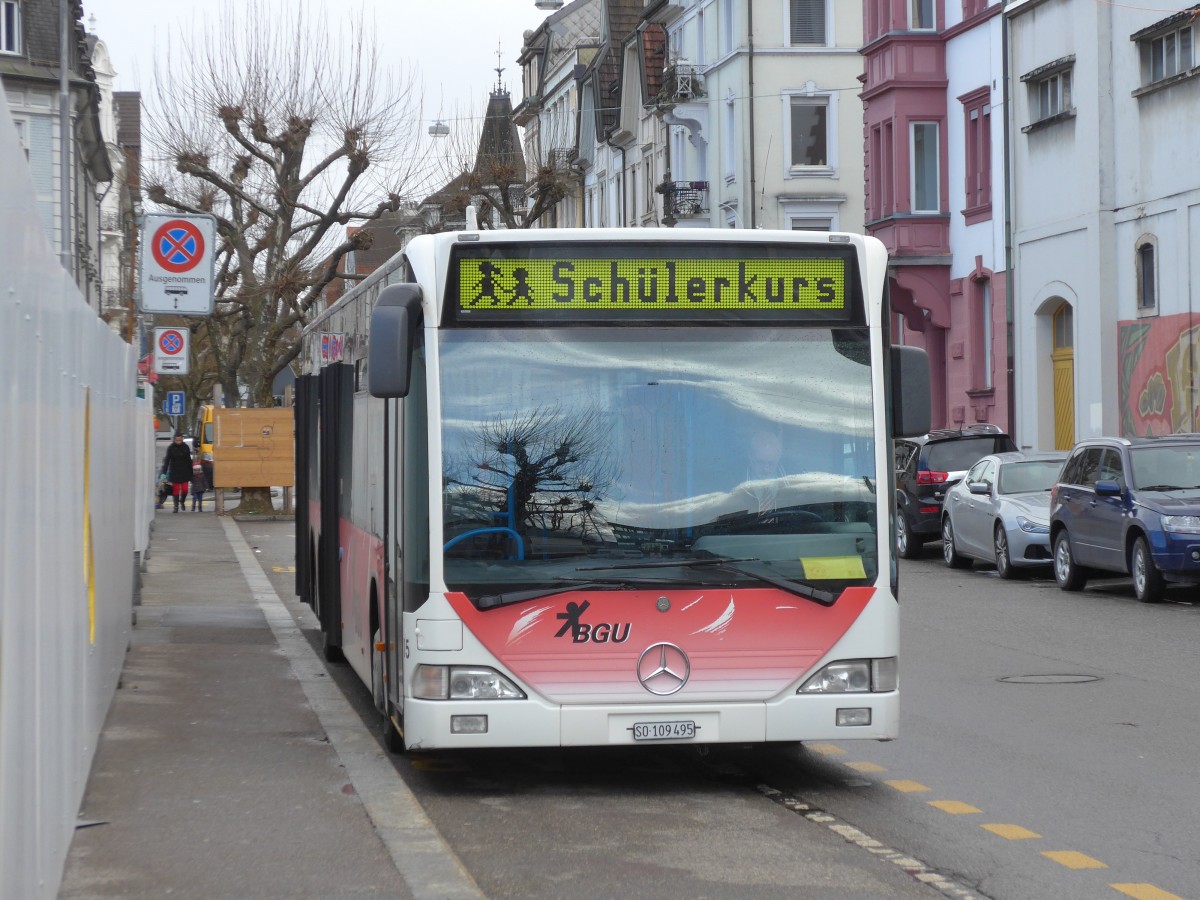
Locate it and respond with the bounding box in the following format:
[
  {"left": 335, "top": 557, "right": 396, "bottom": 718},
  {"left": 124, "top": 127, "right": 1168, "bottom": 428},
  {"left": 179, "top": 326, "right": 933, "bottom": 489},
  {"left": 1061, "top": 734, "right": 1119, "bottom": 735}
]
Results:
[{"left": 296, "top": 225, "right": 929, "bottom": 752}]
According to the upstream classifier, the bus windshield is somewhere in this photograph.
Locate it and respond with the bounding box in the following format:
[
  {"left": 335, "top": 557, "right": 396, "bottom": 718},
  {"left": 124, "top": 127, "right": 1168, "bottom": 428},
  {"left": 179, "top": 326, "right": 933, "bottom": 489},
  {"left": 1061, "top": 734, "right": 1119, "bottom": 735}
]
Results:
[{"left": 439, "top": 326, "right": 877, "bottom": 602}]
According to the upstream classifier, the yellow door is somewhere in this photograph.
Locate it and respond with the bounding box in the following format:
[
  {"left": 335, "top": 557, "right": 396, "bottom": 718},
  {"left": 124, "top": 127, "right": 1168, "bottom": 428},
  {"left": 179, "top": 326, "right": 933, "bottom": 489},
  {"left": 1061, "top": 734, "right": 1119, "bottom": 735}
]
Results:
[{"left": 1052, "top": 304, "right": 1074, "bottom": 450}]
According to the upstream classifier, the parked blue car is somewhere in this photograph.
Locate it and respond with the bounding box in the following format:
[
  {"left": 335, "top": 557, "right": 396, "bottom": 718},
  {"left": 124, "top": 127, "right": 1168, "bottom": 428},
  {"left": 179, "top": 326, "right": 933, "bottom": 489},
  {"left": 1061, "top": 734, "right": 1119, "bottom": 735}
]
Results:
[{"left": 1049, "top": 435, "right": 1200, "bottom": 602}]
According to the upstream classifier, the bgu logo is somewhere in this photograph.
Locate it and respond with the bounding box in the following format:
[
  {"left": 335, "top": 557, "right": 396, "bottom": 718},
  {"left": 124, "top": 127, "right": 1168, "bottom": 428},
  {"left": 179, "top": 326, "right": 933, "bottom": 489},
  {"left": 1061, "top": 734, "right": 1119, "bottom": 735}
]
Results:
[{"left": 554, "top": 600, "right": 631, "bottom": 644}]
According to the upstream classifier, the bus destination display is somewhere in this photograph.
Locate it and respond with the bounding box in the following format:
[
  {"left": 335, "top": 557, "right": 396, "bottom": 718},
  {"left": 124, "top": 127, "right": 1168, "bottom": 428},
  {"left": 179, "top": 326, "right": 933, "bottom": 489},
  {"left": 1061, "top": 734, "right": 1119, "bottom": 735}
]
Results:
[{"left": 454, "top": 253, "right": 850, "bottom": 318}]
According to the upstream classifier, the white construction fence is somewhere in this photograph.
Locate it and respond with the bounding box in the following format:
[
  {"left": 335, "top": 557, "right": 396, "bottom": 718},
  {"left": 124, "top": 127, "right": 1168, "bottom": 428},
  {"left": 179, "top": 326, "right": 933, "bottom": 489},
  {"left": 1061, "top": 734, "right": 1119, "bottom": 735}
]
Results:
[{"left": 0, "top": 93, "right": 153, "bottom": 897}]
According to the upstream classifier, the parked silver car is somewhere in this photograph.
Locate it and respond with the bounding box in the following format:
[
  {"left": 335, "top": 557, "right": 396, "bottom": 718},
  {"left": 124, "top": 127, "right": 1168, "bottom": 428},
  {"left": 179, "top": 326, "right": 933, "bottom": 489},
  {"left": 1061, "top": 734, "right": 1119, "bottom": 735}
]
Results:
[{"left": 941, "top": 451, "right": 1067, "bottom": 578}]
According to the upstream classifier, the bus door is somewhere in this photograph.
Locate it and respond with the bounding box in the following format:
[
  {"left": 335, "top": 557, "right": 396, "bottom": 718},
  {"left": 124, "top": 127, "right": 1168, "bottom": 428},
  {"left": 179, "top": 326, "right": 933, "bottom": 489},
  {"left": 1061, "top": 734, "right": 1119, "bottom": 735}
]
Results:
[
  {"left": 294, "top": 374, "right": 317, "bottom": 607},
  {"left": 383, "top": 396, "right": 401, "bottom": 720},
  {"left": 318, "top": 362, "right": 352, "bottom": 657}
]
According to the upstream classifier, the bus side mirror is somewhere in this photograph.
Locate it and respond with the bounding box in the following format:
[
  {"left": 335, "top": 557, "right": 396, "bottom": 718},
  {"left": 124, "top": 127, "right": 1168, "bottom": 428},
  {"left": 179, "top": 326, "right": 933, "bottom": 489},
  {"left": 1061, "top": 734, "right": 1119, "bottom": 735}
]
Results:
[
  {"left": 368, "top": 284, "right": 423, "bottom": 398},
  {"left": 891, "top": 345, "right": 931, "bottom": 438}
]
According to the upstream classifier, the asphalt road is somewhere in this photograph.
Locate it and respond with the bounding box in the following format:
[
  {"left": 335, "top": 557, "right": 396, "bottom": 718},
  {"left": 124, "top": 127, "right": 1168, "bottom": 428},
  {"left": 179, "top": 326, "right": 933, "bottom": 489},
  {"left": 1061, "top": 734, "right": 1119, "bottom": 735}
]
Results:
[{"left": 244, "top": 520, "right": 1197, "bottom": 900}]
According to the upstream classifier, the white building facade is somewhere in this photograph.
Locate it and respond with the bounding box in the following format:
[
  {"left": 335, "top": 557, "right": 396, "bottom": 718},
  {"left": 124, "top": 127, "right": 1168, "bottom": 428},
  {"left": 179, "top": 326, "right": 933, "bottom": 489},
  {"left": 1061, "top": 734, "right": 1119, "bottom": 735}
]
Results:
[
  {"left": 656, "top": 0, "right": 866, "bottom": 232},
  {"left": 1008, "top": 0, "right": 1200, "bottom": 449}
]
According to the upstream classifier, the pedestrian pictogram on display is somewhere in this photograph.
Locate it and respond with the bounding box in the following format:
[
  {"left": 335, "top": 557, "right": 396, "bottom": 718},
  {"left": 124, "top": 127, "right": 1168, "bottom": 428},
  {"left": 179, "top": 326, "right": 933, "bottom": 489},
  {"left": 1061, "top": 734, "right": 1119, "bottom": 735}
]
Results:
[{"left": 139, "top": 213, "right": 217, "bottom": 316}]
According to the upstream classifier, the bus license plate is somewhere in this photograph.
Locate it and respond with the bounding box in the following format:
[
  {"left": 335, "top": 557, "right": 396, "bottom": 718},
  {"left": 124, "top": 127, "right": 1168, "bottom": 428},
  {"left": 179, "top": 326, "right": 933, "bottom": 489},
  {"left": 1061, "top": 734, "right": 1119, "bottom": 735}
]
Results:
[{"left": 633, "top": 720, "right": 696, "bottom": 741}]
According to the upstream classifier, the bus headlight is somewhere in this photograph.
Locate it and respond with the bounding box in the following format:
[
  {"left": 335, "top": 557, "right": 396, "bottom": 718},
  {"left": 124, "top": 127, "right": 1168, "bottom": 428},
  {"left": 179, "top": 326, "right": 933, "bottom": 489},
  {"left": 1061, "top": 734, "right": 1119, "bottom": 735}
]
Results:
[
  {"left": 413, "top": 665, "right": 526, "bottom": 700},
  {"left": 799, "top": 658, "right": 897, "bottom": 694}
]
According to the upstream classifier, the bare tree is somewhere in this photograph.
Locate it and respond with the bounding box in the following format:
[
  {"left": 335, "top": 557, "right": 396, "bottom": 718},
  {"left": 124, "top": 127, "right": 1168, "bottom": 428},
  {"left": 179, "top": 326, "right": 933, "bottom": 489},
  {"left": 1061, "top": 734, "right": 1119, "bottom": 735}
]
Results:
[{"left": 142, "top": 1, "right": 423, "bottom": 510}]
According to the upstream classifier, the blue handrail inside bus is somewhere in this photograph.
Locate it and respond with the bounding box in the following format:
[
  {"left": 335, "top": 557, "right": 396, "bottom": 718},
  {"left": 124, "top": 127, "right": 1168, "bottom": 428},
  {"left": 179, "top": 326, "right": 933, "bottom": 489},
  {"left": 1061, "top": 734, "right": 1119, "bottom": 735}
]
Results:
[{"left": 443, "top": 527, "right": 526, "bottom": 560}]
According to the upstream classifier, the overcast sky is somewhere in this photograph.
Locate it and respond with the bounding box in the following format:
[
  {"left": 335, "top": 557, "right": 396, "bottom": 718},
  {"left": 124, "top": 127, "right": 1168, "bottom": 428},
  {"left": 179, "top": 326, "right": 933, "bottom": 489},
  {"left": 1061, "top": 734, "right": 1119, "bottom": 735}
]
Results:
[{"left": 82, "top": 0, "right": 546, "bottom": 138}]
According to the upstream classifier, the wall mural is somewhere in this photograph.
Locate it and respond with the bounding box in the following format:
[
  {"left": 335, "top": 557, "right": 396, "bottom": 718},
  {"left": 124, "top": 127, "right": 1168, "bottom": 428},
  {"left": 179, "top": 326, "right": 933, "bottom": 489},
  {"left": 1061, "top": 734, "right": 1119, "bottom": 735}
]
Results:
[{"left": 1119, "top": 313, "right": 1200, "bottom": 437}]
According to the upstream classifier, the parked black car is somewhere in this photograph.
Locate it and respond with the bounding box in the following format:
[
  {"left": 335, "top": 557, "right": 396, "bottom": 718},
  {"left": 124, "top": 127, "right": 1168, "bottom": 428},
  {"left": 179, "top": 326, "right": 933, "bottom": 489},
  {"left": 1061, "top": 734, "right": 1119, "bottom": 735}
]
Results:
[
  {"left": 1049, "top": 434, "right": 1200, "bottom": 602},
  {"left": 893, "top": 425, "right": 1018, "bottom": 558}
]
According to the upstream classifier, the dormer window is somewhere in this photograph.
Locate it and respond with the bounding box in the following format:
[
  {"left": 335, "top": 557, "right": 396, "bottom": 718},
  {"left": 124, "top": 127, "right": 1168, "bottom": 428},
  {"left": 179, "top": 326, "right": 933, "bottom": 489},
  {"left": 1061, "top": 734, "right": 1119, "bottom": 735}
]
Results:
[{"left": 1, "top": 0, "right": 21, "bottom": 55}]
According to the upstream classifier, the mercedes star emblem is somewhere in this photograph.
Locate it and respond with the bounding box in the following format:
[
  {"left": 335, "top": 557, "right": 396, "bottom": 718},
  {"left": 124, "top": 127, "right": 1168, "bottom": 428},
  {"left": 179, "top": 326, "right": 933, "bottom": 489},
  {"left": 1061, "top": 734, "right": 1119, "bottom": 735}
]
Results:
[{"left": 637, "top": 642, "right": 691, "bottom": 695}]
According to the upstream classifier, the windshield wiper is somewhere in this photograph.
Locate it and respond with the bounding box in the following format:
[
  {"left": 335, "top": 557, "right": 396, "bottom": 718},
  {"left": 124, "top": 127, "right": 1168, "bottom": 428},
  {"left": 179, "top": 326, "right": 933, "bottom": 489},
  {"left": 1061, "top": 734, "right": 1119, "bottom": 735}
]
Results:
[
  {"left": 477, "top": 576, "right": 668, "bottom": 610},
  {"left": 578, "top": 556, "right": 758, "bottom": 571},
  {"left": 1137, "top": 484, "right": 1187, "bottom": 492},
  {"left": 578, "top": 556, "right": 838, "bottom": 607}
]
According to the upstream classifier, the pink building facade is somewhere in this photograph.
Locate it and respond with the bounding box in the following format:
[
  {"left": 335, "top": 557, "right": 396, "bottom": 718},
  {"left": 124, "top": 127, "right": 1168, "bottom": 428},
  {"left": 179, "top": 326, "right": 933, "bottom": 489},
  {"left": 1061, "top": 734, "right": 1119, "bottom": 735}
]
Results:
[{"left": 862, "top": 1, "right": 1010, "bottom": 434}]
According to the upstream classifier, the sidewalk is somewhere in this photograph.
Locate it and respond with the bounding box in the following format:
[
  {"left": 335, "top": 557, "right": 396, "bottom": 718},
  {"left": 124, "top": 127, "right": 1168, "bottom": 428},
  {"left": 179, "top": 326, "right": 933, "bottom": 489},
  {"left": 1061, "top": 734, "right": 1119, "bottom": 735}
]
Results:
[{"left": 58, "top": 509, "right": 478, "bottom": 900}]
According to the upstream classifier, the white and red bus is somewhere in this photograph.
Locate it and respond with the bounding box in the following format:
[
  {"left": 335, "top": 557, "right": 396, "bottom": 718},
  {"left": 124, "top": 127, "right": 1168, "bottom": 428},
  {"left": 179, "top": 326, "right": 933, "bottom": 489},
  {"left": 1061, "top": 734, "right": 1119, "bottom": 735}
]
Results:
[{"left": 296, "top": 225, "right": 929, "bottom": 752}]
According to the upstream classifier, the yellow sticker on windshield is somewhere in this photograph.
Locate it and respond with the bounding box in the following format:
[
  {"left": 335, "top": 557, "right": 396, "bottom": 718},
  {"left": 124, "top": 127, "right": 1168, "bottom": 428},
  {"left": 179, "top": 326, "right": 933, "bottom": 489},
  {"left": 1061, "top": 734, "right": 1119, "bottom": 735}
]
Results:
[{"left": 800, "top": 556, "right": 867, "bottom": 580}]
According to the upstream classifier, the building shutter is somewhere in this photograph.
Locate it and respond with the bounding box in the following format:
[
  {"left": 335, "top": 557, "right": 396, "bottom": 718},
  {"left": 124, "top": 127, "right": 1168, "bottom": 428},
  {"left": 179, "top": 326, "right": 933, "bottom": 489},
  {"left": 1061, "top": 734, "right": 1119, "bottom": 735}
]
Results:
[
  {"left": 29, "top": 117, "right": 57, "bottom": 241},
  {"left": 790, "top": 0, "right": 826, "bottom": 45}
]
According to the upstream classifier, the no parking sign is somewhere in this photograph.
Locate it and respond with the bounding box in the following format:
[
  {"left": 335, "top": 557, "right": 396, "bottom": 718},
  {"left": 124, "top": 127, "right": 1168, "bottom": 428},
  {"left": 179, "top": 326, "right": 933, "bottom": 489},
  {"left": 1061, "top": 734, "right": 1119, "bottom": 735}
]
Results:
[
  {"left": 153, "top": 327, "right": 190, "bottom": 375},
  {"left": 139, "top": 213, "right": 216, "bottom": 316}
]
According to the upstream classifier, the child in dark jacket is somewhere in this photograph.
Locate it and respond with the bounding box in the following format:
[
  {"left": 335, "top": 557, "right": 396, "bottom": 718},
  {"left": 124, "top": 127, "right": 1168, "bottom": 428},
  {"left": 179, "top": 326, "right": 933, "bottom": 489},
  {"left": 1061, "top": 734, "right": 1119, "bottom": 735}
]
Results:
[{"left": 190, "top": 462, "right": 209, "bottom": 511}]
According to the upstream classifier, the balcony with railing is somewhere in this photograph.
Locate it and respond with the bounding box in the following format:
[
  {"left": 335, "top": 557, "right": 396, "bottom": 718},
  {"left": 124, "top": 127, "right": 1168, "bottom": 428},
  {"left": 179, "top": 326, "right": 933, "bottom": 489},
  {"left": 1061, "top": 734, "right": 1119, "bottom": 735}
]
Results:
[
  {"left": 657, "top": 181, "right": 709, "bottom": 223},
  {"left": 656, "top": 64, "right": 705, "bottom": 107},
  {"left": 547, "top": 147, "right": 575, "bottom": 173}
]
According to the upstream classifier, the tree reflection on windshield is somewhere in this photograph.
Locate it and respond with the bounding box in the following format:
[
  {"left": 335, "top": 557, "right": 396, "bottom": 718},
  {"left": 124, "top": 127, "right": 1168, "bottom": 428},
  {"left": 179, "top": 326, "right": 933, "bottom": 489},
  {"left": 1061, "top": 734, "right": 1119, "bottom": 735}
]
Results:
[{"left": 439, "top": 327, "right": 878, "bottom": 596}]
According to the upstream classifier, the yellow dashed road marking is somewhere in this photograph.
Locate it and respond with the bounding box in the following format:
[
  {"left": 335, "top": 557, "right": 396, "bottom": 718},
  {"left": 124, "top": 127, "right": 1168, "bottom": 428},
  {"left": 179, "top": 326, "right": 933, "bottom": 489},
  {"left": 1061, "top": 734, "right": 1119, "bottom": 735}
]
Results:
[
  {"left": 272, "top": 566, "right": 296, "bottom": 573},
  {"left": 884, "top": 779, "right": 930, "bottom": 793},
  {"left": 807, "top": 743, "right": 846, "bottom": 756},
  {"left": 1043, "top": 850, "right": 1107, "bottom": 870},
  {"left": 844, "top": 761, "right": 886, "bottom": 773},
  {"left": 1111, "top": 884, "right": 1184, "bottom": 900},
  {"left": 982, "top": 823, "right": 1040, "bottom": 840},
  {"left": 928, "top": 800, "right": 981, "bottom": 815}
]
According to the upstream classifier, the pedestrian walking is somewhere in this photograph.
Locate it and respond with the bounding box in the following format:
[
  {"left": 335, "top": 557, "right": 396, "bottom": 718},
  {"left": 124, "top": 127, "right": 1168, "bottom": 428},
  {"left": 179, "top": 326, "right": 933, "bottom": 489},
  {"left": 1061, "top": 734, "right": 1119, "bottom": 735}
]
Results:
[
  {"left": 190, "top": 460, "right": 209, "bottom": 511},
  {"left": 161, "top": 432, "right": 194, "bottom": 513}
]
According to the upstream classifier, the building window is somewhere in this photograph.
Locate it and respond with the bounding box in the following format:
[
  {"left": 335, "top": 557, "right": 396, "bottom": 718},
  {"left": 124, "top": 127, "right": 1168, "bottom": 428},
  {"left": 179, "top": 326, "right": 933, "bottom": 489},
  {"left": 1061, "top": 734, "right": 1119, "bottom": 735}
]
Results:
[
  {"left": 721, "top": 0, "right": 734, "bottom": 55},
  {"left": 1021, "top": 59, "right": 1074, "bottom": 131},
  {"left": 962, "top": 0, "right": 988, "bottom": 19},
  {"left": 910, "top": 0, "right": 935, "bottom": 31},
  {"left": 1136, "top": 240, "right": 1157, "bottom": 313},
  {"left": 961, "top": 88, "right": 991, "bottom": 221},
  {"left": 12, "top": 117, "right": 28, "bottom": 160},
  {"left": 910, "top": 122, "right": 940, "bottom": 213},
  {"left": 1, "top": 0, "right": 20, "bottom": 55},
  {"left": 974, "top": 278, "right": 993, "bottom": 390},
  {"left": 869, "top": 120, "right": 894, "bottom": 221},
  {"left": 1053, "top": 302, "right": 1073, "bottom": 350},
  {"left": 1138, "top": 20, "right": 1194, "bottom": 86},
  {"left": 1037, "top": 70, "right": 1071, "bottom": 119},
  {"left": 866, "top": 0, "right": 890, "bottom": 41},
  {"left": 789, "top": 0, "right": 827, "bottom": 46},
  {"left": 780, "top": 199, "right": 840, "bottom": 232},
  {"left": 787, "top": 94, "right": 832, "bottom": 172}
]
